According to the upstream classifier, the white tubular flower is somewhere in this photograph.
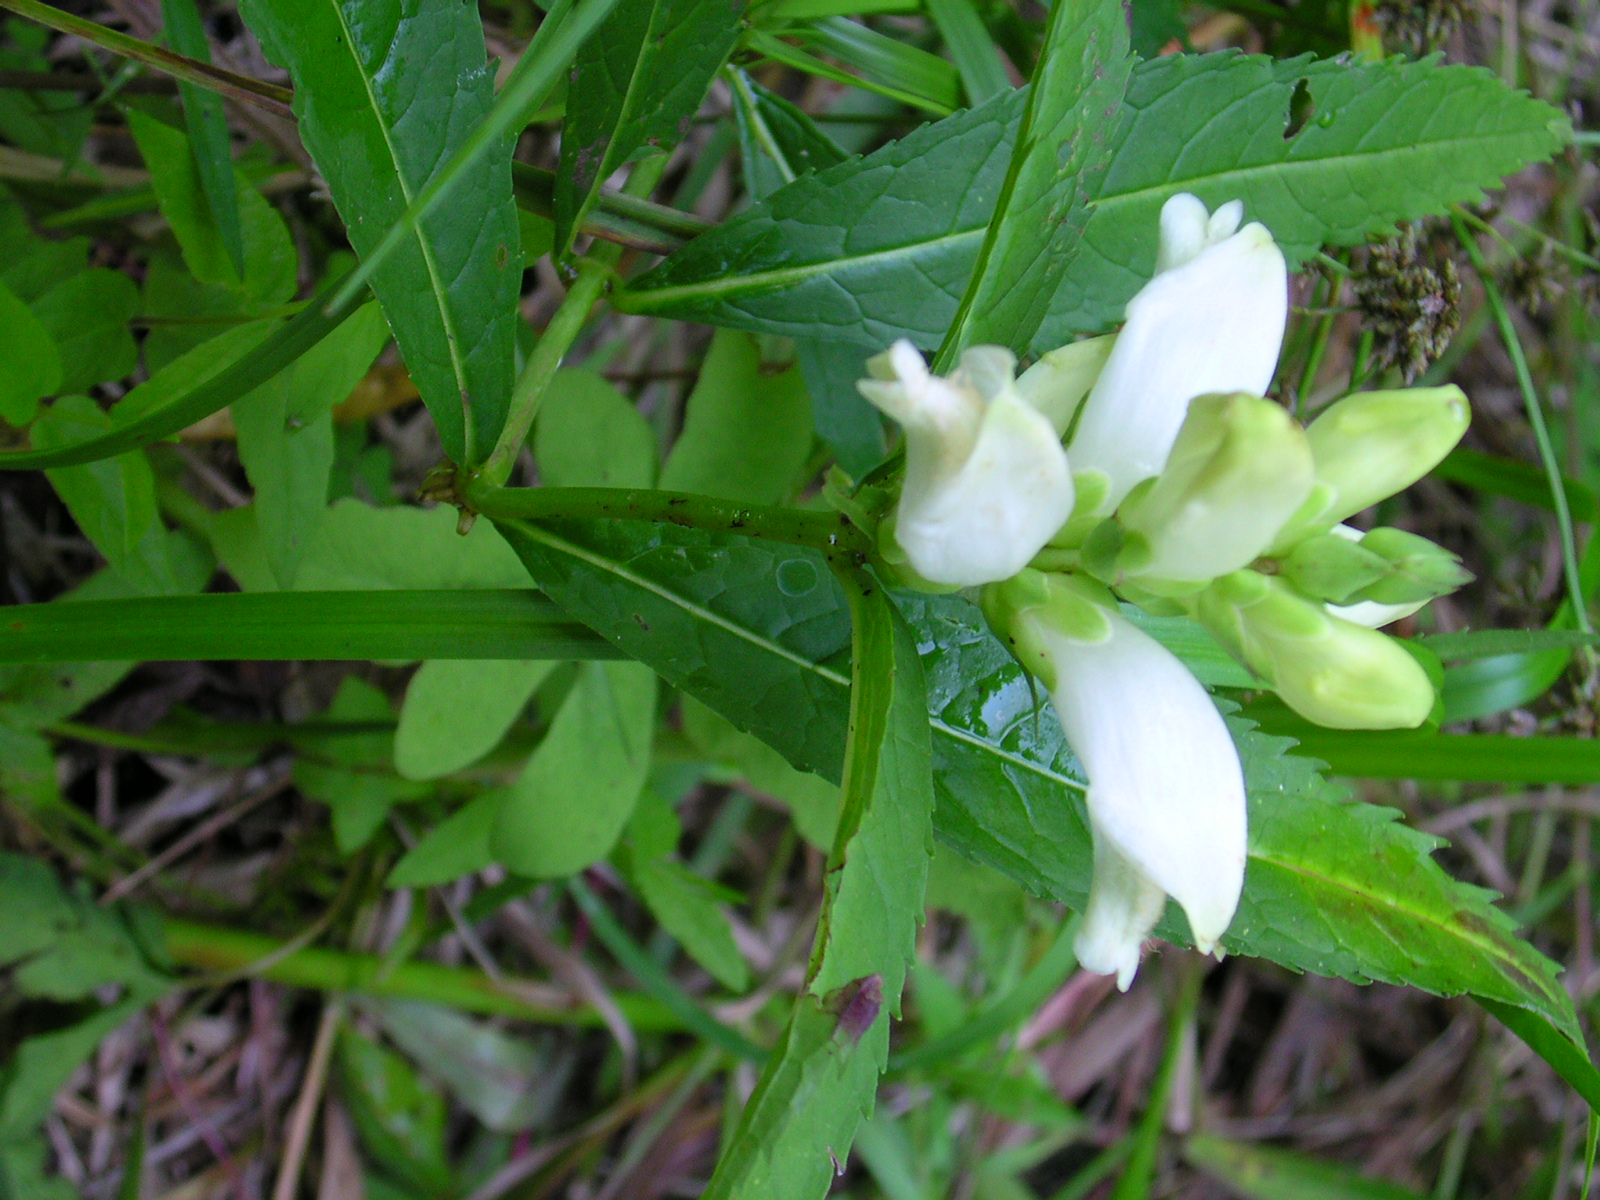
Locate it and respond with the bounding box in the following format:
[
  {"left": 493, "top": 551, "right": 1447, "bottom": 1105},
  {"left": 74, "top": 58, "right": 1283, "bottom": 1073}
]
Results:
[
  {"left": 858, "top": 340, "right": 1075, "bottom": 587},
  {"left": 986, "top": 573, "right": 1247, "bottom": 987},
  {"left": 1067, "top": 193, "right": 1289, "bottom": 512}
]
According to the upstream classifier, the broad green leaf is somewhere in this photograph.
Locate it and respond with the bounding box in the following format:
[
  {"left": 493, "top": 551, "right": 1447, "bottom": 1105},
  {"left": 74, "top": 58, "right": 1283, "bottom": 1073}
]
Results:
[
  {"left": 125, "top": 107, "right": 295, "bottom": 304},
  {"left": 796, "top": 341, "right": 886, "bottom": 480},
  {"left": 159, "top": 0, "right": 246, "bottom": 276},
  {"left": 0, "top": 276, "right": 361, "bottom": 471},
  {"left": 295, "top": 677, "right": 428, "bottom": 854},
  {"left": 30, "top": 268, "right": 140, "bottom": 393},
  {"left": 139, "top": 250, "right": 251, "bottom": 371},
  {"left": 1183, "top": 1135, "right": 1426, "bottom": 1200},
  {"left": 659, "top": 329, "right": 814, "bottom": 504},
  {"left": 0, "top": 726, "right": 60, "bottom": 809},
  {"left": 0, "top": 279, "right": 59, "bottom": 424},
  {"left": 926, "top": 0, "right": 1011, "bottom": 104},
  {"left": 0, "top": 852, "right": 168, "bottom": 1001},
  {"left": 361, "top": 998, "right": 572, "bottom": 1133},
  {"left": 0, "top": 589, "right": 612, "bottom": 664},
  {"left": 618, "top": 793, "right": 750, "bottom": 991},
  {"left": 492, "top": 517, "right": 1579, "bottom": 1045},
  {"left": 490, "top": 660, "right": 657, "bottom": 877},
  {"left": 1035, "top": 53, "right": 1571, "bottom": 343},
  {"left": 239, "top": 0, "right": 522, "bottom": 464},
  {"left": 233, "top": 301, "right": 391, "bottom": 586},
  {"left": 554, "top": 0, "right": 744, "bottom": 252},
  {"left": 620, "top": 54, "right": 1568, "bottom": 350},
  {"left": 939, "top": 0, "right": 1130, "bottom": 361},
  {"left": 0, "top": 993, "right": 156, "bottom": 1142},
  {"left": 0, "top": 1132, "right": 77, "bottom": 1200},
  {"left": 534, "top": 368, "right": 657, "bottom": 489},
  {"left": 702, "top": 576, "right": 933, "bottom": 1198},
  {"left": 394, "top": 660, "right": 555, "bottom": 780},
  {"left": 336, "top": 1027, "right": 455, "bottom": 1198},
  {"left": 1129, "top": 0, "right": 1187, "bottom": 58},
  {"left": 387, "top": 792, "right": 503, "bottom": 887},
  {"left": 682, "top": 695, "right": 842, "bottom": 849},
  {"left": 32, "top": 396, "right": 177, "bottom": 596}
]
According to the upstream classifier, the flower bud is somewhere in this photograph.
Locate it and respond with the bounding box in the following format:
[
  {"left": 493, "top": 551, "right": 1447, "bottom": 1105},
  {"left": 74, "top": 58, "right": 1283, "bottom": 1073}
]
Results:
[
  {"left": 1303, "top": 385, "right": 1470, "bottom": 526},
  {"left": 1198, "top": 572, "right": 1436, "bottom": 729},
  {"left": 1278, "top": 531, "right": 1393, "bottom": 604},
  {"left": 1355, "top": 527, "right": 1474, "bottom": 604},
  {"left": 858, "top": 340, "right": 1075, "bottom": 587},
  {"left": 984, "top": 571, "right": 1246, "bottom": 984},
  {"left": 1016, "top": 334, "right": 1116, "bottom": 435},
  {"left": 1117, "top": 393, "right": 1314, "bottom": 583},
  {"left": 1066, "top": 194, "right": 1288, "bottom": 512}
]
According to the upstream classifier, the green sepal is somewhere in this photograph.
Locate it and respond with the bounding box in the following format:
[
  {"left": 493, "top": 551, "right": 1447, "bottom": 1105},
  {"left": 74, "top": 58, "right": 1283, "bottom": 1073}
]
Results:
[{"left": 1279, "top": 532, "right": 1393, "bottom": 603}]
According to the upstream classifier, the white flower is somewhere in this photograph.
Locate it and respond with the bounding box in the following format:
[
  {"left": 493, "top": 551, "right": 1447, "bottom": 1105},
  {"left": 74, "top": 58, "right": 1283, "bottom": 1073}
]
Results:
[
  {"left": 1067, "top": 194, "right": 1289, "bottom": 513},
  {"left": 989, "top": 575, "right": 1247, "bottom": 987},
  {"left": 857, "top": 341, "right": 1075, "bottom": 587}
]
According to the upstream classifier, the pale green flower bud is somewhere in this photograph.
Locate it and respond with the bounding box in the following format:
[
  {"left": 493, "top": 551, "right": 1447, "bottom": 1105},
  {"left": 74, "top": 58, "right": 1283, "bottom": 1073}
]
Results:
[
  {"left": 1278, "top": 531, "right": 1393, "bottom": 604},
  {"left": 858, "top": 340, "right": 1076, "bottom": 587},
  {"left": 1117, "top": 393, "right": 1314, "bottom": 584},
  {"left": 1066, "top": 194, "right": 1288, "bottom": 512},
  {"left": 1198, "top": 572, "right": 1436, "bottom": 729},
  {"left": 1016, "top": 334, "right": 1116, "bottom": 436},
  {"left": 1356, "top": 527, "right": 1474, "bottom": 604},
  {"left": 1304, "top": 385, "right": 1470, "bottom": 526}
]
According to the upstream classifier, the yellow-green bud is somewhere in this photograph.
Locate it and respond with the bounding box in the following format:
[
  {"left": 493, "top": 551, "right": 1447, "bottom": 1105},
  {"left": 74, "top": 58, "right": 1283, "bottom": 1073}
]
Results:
[
  {"left": 1356, "top": 527, "right": 1474, "bottom": 604},
  {"left": 1278, "top": 531, "right": 1393, "bottom": 604},
  {"left": 1197, "top": 572, "right": 1436, "bottom": 729},
  {"left": 981, "top": 570, "right": 1118, "bottom": 688},
  {"left": 1303, "top": 385, "right": 1470, "bottom": 526},
  {"left": 1117, "top": 393, "right": 1314, "bottom": 583},
  {"left": 1016, "top": 334, "right": 1116, "bottom": 436}
]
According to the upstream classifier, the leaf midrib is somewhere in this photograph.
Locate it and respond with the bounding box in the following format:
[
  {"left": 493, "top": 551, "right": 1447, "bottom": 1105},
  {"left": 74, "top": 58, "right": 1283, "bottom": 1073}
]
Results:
[
  {"left": 323, "top": 0, "right": 476, "bottom": 455},
  {"left": 1249, "top": 839, "right": 1571, "bottom": 1025},
  {"left": 626, "top": 122, "right": 1550, "bottom": 305}
]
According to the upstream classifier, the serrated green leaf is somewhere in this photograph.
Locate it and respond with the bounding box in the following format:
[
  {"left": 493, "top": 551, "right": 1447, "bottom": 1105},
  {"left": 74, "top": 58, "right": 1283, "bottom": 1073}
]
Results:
[
  {"left": 394, "top": 659, "right": 554, "bottom": 781},
  {"left": 701, "top": 573, "right": 931, "bottom": 1198},
  {"left": 0, "top": 18, "right": 92, "bottom": 163},
  {"left": 238, "top": 0, "right": 521, "bottom": 464},
  {"left": 491, "top": 517, "right": 1578, "bottom": 1046},
  {"left": 620, "top": 54, "right": 1568, "bottom": 350},
  {"left": 490, "top": 660, "right": 657, "bottom": 878},
  {"left": 731, "top": 68, "right": 848, "bottom": 202},
  {"left": 659, "top": 330, "right": 813, "bottom": 504},
  {"left": 554, "top": 0, "right": 743, "bottom": 253},
  {"left": 939, "top": 0, "right": 1130, "bottom": 361}
]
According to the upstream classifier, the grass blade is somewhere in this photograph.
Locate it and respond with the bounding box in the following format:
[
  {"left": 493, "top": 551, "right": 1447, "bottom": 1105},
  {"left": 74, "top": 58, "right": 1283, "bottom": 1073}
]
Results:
[
  {"left": 0, "top": 0, "right": 293, "bottom": 116},
  {"left": 0, "top": 589, "right": 617, "bottom": 662}
]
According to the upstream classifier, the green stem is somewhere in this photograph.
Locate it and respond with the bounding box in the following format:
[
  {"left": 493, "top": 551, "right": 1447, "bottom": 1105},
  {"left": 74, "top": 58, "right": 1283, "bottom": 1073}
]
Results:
[
  {"left": 466, "top": 483, "right": 873, "bottom": 557},
  {"left": 0, "top": 0, "right": 294, "bottom": 116},
  {"left": 1453, "top": 211, "right": 1595, "bottom": 646},
  {"left": 479, "top": 155, "right": 670, "bottom": 486},
  {"left": 159, "top": 916, "right": 682, "bottom": 1030}
]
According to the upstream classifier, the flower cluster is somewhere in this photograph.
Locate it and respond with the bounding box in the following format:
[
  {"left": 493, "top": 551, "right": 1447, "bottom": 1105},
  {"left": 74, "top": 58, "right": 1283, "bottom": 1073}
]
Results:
[{"left": 857, "top": 194, "right": 1473, "bottom": 988}]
